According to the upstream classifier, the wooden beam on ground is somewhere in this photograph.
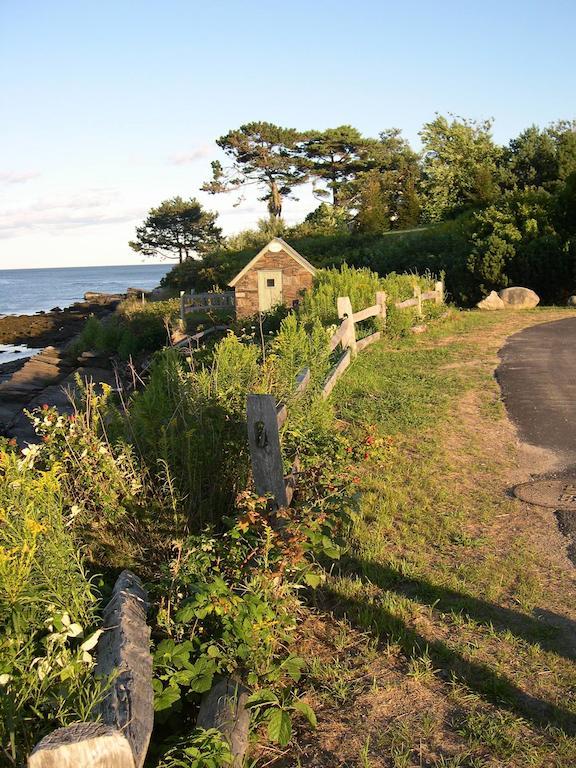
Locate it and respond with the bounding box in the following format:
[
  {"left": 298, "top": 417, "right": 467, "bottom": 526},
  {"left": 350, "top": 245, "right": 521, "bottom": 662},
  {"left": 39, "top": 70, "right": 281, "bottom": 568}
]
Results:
[
  {"left": 28, "top": 723, "right": 135, "bottom": 768},
  {"left": 356, "top": 331, "right": 381, "bottom": 351},
  {"left": 321, "top": 348, "right": 351, "bottom": 400},
  {"left": 96, "top": 571, "right": 153, "bottom": 768},
  {"left": 247, "top": 394, "right": 288, "bottom": 507},
  {"left": 197, "top": 678, "right": 250, "bottom": 768}
]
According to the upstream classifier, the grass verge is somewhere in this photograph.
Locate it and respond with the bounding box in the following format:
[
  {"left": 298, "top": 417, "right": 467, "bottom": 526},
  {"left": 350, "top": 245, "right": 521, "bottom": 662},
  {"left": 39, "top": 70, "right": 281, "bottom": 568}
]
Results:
[{"left": 269, "top": 308, "right": 576, "bottom": 768}]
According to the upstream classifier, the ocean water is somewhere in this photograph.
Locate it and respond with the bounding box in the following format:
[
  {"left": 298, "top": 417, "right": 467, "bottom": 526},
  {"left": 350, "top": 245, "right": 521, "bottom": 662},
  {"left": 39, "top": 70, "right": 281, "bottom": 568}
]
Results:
[{"left": 0, "top": 263, "right": 171, "bottom": 316}]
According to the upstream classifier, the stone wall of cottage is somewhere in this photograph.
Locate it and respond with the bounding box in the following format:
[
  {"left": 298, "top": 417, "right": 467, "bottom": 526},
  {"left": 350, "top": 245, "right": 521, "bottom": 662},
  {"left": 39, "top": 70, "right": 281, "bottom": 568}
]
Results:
[{"left": 233, "top": 249, "right": 314, "bottom": 318}]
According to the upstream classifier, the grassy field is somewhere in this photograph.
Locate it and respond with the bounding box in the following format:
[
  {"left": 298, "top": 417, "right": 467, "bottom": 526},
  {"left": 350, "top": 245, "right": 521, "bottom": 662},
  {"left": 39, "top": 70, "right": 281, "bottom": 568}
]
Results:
[{"left": 264, "top": 308, "right": 576, "bottom": 768}]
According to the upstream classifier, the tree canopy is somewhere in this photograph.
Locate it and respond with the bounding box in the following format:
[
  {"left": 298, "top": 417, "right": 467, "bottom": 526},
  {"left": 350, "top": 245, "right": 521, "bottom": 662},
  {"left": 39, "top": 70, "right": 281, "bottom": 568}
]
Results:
[
  {"left": 420, "top": 115, "right": 502, "bottom": 221},
  {"left": 201, "top": 122, "right": 308, "bottom": 219},
  {"left": 129, "top": 197, "right": 221, "bottom": 263}
]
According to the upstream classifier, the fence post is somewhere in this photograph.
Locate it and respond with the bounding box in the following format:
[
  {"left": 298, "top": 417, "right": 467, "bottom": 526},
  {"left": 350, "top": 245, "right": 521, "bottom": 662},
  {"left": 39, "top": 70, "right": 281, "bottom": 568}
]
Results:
[
  {"left": 179, "top": 291, "right": 186, "bottom": 330},
  {"left": 376, "top": 291, "right": 387, "bottom": 326},
  {"left": 413, "top": 286, "right": 423, "bottom": 317},
  {"left": 337, "top": 296, "right": 357, "bottom": 356},
  {"left": 246, "top": 394, "right": 288, "bottom": 508},
  {"left": 434, "top": 280, "right": 444, "bottom": 305}
]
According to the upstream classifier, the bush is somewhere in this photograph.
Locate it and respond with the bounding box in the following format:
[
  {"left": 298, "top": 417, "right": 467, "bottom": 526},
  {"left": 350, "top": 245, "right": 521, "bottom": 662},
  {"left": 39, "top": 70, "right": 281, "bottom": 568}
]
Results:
[{"left": 0, "top": 444, "right": 102, "bottom": 763}]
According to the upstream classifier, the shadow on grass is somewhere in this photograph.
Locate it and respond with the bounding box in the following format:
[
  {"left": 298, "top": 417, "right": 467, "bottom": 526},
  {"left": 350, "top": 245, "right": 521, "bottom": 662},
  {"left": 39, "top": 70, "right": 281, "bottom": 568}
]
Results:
[
  {"left": 340, "top": 555, "right": 576, "bottom": 661},
  {"left": 315, "top": 556, "right": 576, "bottom": 735}
]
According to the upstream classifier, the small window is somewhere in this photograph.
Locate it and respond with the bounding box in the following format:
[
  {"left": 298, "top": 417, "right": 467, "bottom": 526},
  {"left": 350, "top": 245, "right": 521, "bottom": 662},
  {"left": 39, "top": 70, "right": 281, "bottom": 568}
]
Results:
[{"left": 266, "top": 278, "right": 275, "bottom": 287}]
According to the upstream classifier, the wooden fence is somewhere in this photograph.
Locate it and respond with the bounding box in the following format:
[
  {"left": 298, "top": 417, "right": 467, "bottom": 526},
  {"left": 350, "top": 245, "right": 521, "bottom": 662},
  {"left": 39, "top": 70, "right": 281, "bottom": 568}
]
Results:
[
  {"left": 179, "top": 290, "right": 236, "bottom": 324},
  {"left": 247, "top": 280, "right": 444, "bottom": 506},
  {"left": 29, "top": 281, "right": 444, "bottom": 767}
]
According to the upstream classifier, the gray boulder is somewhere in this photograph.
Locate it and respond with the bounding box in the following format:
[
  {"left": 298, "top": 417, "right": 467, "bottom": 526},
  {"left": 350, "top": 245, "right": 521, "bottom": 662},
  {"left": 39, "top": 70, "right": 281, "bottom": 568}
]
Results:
[
  {"left": 477, "top": 291, "right": 505, "bottom": 310},
  {"left": 567, "top": 296, "right": 576, "bottom": 307},
  {"left": 498, "top": 287, "right": 540, "bottom": 308}
]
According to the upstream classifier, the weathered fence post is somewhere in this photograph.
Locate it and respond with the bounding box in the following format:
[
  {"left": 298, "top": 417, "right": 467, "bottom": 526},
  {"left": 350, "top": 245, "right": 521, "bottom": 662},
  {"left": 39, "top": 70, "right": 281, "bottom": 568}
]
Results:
[
  {"left": 246, "top": 394, "right": 288, "bottom": 508},
  {"left": 179, "top": 291, "right": 186, "bottom": 330},
  {"left": 376, "top": 291, "right": 387, "bottom": 325},
  {"left": 413, "top": 285, "right": 423, "bottom": 317},
  {"left": 197, "top": 678, "right": 250, "bottom": 768},
  {"left": 434, "top": 280, "right": 444, "bottom": 304},
  {"left": 337, "top": 296, "right": 357, "bottom": 356},
  {"left": 29, "top": 571, "right": 153, "bottom": 768}
]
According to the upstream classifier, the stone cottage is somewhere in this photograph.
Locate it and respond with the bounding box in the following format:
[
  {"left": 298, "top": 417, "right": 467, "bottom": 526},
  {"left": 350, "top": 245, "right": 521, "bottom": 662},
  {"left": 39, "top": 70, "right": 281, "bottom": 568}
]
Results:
[{"left": 229, "top": 237, "right": 316, "bottom": 318}]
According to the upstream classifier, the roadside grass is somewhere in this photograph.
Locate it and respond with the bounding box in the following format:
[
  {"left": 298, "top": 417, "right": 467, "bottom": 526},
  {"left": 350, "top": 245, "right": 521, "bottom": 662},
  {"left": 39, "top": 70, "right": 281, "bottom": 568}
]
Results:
[{"left": 278, "top": 308, "right": 576, "bottom": 767}]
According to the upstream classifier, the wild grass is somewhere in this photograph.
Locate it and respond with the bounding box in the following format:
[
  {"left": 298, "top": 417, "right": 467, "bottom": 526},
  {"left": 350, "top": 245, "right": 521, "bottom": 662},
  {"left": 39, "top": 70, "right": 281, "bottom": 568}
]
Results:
[
  {"left": 0, "top": 446, "right": 102, "bottom": 764},
  {"left": 301, "top": 307, "right": 576, "bottom": 766}
]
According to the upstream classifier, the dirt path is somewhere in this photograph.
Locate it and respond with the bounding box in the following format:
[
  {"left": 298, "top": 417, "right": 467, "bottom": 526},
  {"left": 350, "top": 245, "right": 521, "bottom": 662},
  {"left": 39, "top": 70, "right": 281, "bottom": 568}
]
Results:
[{"left": 497, "top": 317, "right": 576, "bottom": 472}]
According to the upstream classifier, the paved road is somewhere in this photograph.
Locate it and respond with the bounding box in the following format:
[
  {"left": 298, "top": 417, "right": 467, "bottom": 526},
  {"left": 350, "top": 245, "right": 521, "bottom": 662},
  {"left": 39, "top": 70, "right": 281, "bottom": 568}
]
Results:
[{"left": 497, "top": 317, "right": 576, "bottom": 461}]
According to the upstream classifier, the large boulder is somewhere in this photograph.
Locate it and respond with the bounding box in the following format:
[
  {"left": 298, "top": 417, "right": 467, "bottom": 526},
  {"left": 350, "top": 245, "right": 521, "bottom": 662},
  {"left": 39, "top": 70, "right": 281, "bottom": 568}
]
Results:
[
  {"left": 567, "top": 295, "right": 576, "bottom": 307},
  {"left": 498, "top": 287, "right": 540, "bottom": 308},
  {"left": 477, "top": 291, "right": 505, "bottom": 310}
]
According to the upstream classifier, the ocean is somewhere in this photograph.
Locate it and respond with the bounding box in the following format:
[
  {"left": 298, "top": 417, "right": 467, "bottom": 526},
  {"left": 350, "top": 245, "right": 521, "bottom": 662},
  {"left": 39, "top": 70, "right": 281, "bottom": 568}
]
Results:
[
  {"left": 0, "top": 263, "right": 171, "bottom": 316},
  {"left": 0, "top": 263, "right": 171, "bottom": 363}
]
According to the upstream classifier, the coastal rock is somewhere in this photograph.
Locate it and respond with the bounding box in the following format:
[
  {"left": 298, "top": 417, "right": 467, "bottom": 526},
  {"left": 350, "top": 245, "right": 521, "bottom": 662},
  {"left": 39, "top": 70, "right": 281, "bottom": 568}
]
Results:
[
  {"left": 498, "top": 287, "right": 540, "bottom": 308},
  {"left": 567, "top": 296, "right": 576, "bottom": 307},
  {"left": 477, "top": 291, "right": 505, "bottom": 310}
]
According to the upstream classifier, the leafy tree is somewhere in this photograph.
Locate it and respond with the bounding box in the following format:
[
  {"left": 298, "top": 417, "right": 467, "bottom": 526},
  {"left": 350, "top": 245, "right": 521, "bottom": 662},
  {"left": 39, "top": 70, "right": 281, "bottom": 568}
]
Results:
[
  {"left": 467, "top": 189, "right": 565, "bottom": 299},
  {"left": 420, "top": 115, "right": 502, "bottom": 221},
  {"left": 202, "top": 122, "right": 308, "bottom": 219},
  {"left": 505, "top": 125, "right": 558, "bottom": 190},
  {"left": 129, "top": 197, "right": 221, "bottom": 264},
  {"left": 302, "top": 125, "right": 378, "bottom": 207}
]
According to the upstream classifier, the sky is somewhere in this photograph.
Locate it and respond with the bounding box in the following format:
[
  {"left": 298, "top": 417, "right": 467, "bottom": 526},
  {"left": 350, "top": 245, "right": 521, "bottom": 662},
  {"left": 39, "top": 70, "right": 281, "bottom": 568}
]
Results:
[{"left": 1, "top": 0, "right": 575, "bottom": 269}]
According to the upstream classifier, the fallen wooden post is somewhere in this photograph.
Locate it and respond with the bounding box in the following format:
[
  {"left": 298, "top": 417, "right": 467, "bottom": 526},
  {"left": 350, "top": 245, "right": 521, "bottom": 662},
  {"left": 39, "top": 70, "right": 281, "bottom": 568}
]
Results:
[
  {"left": 356, "top": 331, "right": 381, "bottom": 351},
  {"left": 29, "top": 571, "right": 153, "bottom": 768},
  {"left": 96, "top": 570, "right": 153, "bottom": 768},
  {"left": 197, "top": 677, "right": 250, "bottom": 768},
  {"left": 29, "top": 724, "right": 135, "bottom": 768}
]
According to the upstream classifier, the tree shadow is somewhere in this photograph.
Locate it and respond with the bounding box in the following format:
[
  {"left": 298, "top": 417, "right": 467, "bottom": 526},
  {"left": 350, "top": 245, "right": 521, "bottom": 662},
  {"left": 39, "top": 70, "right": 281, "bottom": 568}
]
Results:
[
  {"left": 314, "top": 556, "right": 576, "bottom": 735},
  {"left": 338, "top": 555, "right": 576, "bottom": 662}
]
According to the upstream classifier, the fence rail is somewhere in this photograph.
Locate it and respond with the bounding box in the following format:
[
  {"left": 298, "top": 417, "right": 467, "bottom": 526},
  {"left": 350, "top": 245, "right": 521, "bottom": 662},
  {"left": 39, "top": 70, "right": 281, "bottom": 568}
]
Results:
[{"left": 180, "top": 291, "right": 235, "bottom": 324}]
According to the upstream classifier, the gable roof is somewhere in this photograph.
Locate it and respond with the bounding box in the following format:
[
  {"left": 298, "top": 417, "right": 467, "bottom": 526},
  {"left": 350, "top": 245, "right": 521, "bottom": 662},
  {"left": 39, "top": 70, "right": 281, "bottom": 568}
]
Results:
[{"left": 228, "top": 237, "right": 317, "bottom": 287}]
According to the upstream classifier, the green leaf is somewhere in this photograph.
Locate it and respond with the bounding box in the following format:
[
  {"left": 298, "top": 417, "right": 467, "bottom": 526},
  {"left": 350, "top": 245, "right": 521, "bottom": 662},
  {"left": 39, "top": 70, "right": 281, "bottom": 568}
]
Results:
[
  {"left": 246, "top": 688, "right": 279, "bottom": 708},
  {"left": 267, "top": 707, "right": 292, "bottom": 746},
  {"left": 293, "top": 699, "right": 317, "bottom": 728},
  {"left": 281, "top": 655, "right": 305, "bottom": 682},
  {"left": 304, "top": 572, "right": 322, "bottom": 588},
  {"left": 154, "top": 683, "right": 181, "bottom": 712}
]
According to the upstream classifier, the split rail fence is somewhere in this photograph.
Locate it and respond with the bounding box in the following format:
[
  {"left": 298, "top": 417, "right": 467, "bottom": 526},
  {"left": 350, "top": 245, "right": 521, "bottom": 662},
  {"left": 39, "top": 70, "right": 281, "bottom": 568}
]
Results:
[
  {"left": 29, "top": 280, "right": 444, "bottom": 767},
  {"left": 179, "top": 290, "right": 235, "bottom": 324}
]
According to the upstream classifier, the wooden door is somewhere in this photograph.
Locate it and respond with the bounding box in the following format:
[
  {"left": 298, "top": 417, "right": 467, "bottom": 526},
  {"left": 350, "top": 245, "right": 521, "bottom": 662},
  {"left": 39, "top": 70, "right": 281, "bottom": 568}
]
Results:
[{"left": 257, "top": 270, "right": 283, "bottom": 312}]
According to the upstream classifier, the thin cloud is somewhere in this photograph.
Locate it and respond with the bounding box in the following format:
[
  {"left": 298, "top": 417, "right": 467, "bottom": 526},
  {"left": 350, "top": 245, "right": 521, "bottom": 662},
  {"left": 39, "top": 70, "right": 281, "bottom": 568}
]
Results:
[
  {"left": 168, "top": 146, "right": 212, "bottom": 165},
  {"left": 0, "top": 195, "right": 143, "bottom": 239},
  {"left": 0, "top": 170, "right": 41, "bottom": 184}
]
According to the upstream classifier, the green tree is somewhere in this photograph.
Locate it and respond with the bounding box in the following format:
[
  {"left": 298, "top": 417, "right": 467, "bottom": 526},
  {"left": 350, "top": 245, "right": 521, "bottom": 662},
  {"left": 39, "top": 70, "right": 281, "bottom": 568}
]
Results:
[
  {"left": 505, "top": 125, "right": 558, "bottom": 190},
  {"left": 352, "top": 131, "right": 421, "bottom": 232},
  {"left": 129, "top": 197, "right": 221, "bottom": 264},
  {"left": 420, "top": 115, "right": 502, "bottom": 221},
  {"left": 202, "top": 122, "right": 308, "bottom": 219},
  {"left": 302, "top": 125, "right": 378, "bottom": 207}
]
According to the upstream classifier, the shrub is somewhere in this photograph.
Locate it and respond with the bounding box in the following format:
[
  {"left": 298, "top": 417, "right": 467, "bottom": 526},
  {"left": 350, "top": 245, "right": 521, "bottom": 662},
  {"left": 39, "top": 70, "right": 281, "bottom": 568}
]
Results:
[{"left": 0, "top": 444, "right": 102, "bottom": 763}]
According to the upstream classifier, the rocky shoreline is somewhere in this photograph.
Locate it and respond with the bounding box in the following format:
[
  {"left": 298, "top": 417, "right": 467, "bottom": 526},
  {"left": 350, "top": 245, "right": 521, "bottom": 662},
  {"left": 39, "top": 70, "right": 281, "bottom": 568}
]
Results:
[{"left": 0, "top": 297, "right": 121, "bottom": 348}]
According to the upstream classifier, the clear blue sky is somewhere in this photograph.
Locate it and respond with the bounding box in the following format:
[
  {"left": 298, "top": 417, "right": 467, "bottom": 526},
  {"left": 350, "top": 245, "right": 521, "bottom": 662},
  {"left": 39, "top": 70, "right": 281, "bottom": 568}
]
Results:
[{"left": 1, "top": 0, "right": 574, "bottom": 268}]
